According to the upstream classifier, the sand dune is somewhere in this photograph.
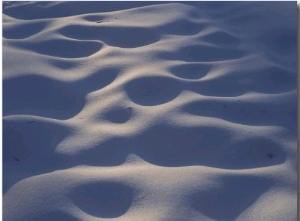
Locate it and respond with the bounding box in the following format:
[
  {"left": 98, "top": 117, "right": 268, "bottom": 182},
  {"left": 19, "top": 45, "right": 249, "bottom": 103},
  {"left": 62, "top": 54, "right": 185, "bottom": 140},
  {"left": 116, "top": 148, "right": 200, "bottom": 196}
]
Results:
[{"left": 3, "top": 2, "right": 297, "bottom": 221}]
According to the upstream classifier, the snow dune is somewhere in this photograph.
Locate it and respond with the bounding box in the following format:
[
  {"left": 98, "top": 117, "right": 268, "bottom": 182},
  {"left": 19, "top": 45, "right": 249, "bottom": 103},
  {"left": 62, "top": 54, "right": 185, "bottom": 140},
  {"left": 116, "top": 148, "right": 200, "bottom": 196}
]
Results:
[{"left": 3, "top": 2, "right": 297, "bottom": 221}]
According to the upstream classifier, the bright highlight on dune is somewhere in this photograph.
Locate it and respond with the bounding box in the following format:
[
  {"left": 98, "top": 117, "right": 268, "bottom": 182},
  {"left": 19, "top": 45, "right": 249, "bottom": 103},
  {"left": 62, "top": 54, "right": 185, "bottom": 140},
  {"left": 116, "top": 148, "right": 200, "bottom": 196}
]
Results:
[{"left": 3, "top": 2, "right": 297, "bottom": 221}]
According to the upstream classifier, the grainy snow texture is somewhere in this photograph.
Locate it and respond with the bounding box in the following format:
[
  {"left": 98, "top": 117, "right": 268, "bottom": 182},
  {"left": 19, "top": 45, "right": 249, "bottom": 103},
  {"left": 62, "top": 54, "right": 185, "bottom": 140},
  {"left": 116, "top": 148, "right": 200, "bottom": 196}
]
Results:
[{"left": 2, "top": 1, "right": 297, "bottom": 221}]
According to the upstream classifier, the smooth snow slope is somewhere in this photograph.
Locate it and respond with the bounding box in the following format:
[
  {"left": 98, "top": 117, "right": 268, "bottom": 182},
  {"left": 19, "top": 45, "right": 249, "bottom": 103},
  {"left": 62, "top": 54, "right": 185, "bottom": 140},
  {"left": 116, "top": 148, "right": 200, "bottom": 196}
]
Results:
[{"left": 3, "top": 2, "right": 297, "bottom": 221}]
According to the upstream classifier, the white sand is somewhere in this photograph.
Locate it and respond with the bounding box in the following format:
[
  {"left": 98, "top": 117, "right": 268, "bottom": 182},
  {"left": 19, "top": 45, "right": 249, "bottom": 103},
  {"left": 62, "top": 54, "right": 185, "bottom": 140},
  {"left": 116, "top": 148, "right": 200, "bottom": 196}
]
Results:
[{"left": 3, "top": 2, "right": 297, "bottom": 221}]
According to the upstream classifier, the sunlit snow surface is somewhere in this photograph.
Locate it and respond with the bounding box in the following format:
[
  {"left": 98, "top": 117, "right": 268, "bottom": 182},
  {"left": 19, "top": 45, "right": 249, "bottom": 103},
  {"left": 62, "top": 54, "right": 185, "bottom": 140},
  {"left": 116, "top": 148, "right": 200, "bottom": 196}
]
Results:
[{"left": 3, "top": 2, "right": 297, "bottom": 221}]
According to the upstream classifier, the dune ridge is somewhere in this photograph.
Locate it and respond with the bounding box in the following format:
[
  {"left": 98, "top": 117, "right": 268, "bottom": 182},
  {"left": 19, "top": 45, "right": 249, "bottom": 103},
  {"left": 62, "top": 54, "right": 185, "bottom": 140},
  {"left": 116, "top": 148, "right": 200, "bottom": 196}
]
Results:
[{"left": 3, "top": 2, "right": 297, "bottom": 221}]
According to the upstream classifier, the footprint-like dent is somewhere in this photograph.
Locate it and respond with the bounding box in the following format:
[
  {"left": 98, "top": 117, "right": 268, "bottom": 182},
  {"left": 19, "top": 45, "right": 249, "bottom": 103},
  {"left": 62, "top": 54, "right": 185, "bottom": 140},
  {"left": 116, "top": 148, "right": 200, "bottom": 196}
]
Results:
[
  {"left": 3, "top": 117, "right": 70, "bottom": 193},
  {"left": 229, "top": 14, "right": 263, "bottom": 25},
  {"left": 3, "top": 22, "right": 46, "bottom": 39},
  {"left": 232, "top": 137, "right": 286, "bottom": 168},
  {"left": 83, "top": 14, "right": 106, "bottom": 22},
  {"left": 183, "top": 99, "right": 295, "bottom": 127},
  {"left": 187, "top": 65, "right": 296, "bottom": 96},
  {"left": 3, "top": 123, "right": 30, "bottom": 163},
  {"left": 59, "top": 25, "right": 159, "bottom": 48},
  {"left": 3, "top": 118, "right": 69, "bottom": 164},
  {"left": 125, "top": 76, "right": 180, "bottom": 106},
  {"left": 49, "top": 59, "right": 78, "bottom": 70},
  {"left": 189, "top": 80, "right": 246, "bottom": 97},
  {"left": 201, "top": 30, "right": 240, "bottom": 45},
  {"left": 22, "top": 39, "right": 102, "bottom": 58},
  {"left": 3, "top": 75, "right": 81, "bottom": 119},
  {"left": 266, "top": 67, "right": 295, "bottom": 85},
  {"left": 170, "top": 63, "right": 211, "bottom": 79},
  {"left": 189, "top": 175, "right": 272, "bottom": 220},
  {"left": 133, "top": 124, "right": 230, "bottom": 167},
  {"left": 70, "top": 181, "right": 134, "bottom": 218},
  {"left": 258, "top": 27, "right": 296, "bottom": 55},
  {"left": 157, "top": 19, "right": 205, "bottom": 36},
  {"left": 132, "top": 124, "right": 285, "bottom": 169},
  {"left": 2, "top": 117, "right": 70, "bottom": 192},
  {"left": 161, "top": 45, "right": 245, "bottom": 62},
  {"left": 251, "top": 66, "right": 296, "bottom": 92},
  {"left": 104, "top": 107, "right": 133, "bottom": 123}
]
